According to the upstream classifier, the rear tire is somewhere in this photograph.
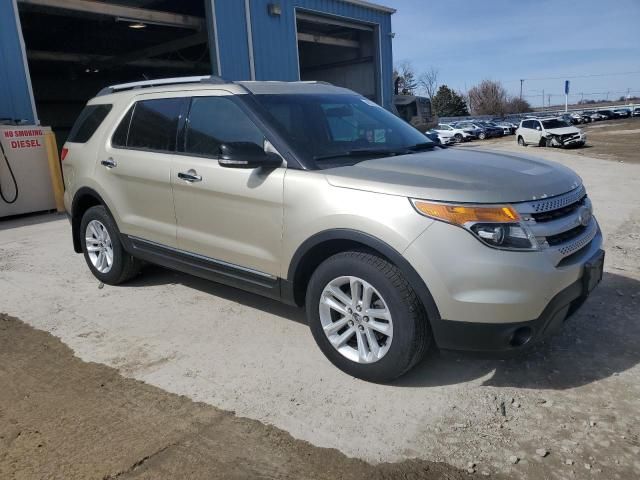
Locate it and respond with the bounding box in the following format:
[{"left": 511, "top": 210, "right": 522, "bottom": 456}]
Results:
[
  {"left": 80, "top": 205, "right": 141, "bottom": 285},
  {"left": 517, "top": 136, "right": 526, "bottom": 146},
  {"left": 306, "top": 251, "right": 430, "bottom": 383},
  {"left": 454, "top": 133, "right": 463, "bottom": 143},
  {"left": 478, "top": 131, "right": 486, "bottom": 140}
]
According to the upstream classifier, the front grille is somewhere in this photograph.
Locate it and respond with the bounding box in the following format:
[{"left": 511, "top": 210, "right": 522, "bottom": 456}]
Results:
[
  {"left": 516, "top": 185, "right": 597, "bottom": 261},
  {"left": 547, "top": 225, "right": 587, "bottom": 246},
  {"left": 525, "top": 185, "right": 586, "bottom": 213},
  {"left": 531, "top": 195, "right": 586, "bottom": 222}
]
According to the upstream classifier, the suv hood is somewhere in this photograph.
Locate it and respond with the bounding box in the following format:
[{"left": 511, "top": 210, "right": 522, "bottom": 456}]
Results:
[
  {"left": 324, "top": 148, "right": 581, "bottom": 204},
  {"left": 545, "top": 126, "right": 581, "bottom": 135}
]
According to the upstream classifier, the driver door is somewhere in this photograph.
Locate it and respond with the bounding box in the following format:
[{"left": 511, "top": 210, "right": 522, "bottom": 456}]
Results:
[{"left": 171, "top": 92, "right": 285, "bottom": 278}]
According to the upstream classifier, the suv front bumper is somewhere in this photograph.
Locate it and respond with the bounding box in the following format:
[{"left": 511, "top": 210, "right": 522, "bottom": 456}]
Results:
[{"left": 403, "top": 220, "right": 604, "bottom": 351}]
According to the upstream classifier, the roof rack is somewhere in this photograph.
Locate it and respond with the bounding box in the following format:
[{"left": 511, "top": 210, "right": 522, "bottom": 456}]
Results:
[{"left": 96, "top": 75, "right": 228, "bottom": 96}]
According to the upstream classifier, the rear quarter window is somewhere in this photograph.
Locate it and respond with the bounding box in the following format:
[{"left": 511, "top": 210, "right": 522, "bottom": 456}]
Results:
[
  {"left": 67, "top": 104, "right": 112, "bottom": 143},
  {"left": 127, "top": 98, "right": 183, "bottom": 152}
]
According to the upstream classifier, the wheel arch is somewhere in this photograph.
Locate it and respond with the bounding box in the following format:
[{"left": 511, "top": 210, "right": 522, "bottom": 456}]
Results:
[
  {"left": 70, "top": 187, "right": 115, "bottom": 253},
  {"left": 284, "top": 229, "right": 441, "bottom": 323}
]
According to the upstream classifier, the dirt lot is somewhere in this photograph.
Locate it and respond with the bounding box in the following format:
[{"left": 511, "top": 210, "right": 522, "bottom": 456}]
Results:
[
  {"left": 471, "top": 117, "right": 640, "bottom": 163},
  {"left": 0, "top": 313, "right": 463, "bottom": 480},
  {"left": 1, "top": 140, "right": 640, "bottom": 479}
]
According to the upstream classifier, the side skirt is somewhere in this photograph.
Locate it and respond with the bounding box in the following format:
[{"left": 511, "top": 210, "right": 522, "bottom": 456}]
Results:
[{"left": 120, "top": 235, "right": 283, "bottom": 301}]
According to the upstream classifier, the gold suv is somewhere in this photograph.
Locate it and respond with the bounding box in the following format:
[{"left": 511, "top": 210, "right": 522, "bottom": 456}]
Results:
[{"left": 63, "top": 76, "right": 604, "bottom": 382}]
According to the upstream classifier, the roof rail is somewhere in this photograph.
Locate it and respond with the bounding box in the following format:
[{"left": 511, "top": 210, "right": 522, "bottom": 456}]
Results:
[{"left": 96, "top": 75, "right": 228, "bottom": 96}]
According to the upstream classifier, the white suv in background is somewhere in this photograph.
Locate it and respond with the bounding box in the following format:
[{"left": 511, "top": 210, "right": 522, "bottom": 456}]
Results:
[
  {"left": 517, "top": 118, "right": 586, "bottom": 148},
  {"left": 431, "top": 124, "right": 473, "bottom": 143}
]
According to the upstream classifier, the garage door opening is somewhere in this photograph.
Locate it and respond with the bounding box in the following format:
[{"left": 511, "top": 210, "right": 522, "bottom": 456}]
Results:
[
  {"left": 17, "top": 0, "right": 212, "bottom": 147},
  {"left": 296, "top": 12, "right": 379, "bottom": 104}
]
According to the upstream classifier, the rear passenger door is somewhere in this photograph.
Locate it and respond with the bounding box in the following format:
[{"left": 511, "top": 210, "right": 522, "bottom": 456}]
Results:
[
  {"left": 171, "top": 91, "right": 285, "bottom": 277},
  {"left": 98, "top": 94, "right": 186, "bottom": 247}
]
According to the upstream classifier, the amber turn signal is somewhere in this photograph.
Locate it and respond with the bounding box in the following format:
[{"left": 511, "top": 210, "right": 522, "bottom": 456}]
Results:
[{"left": 411, "top": 200, "right": 520, "bottom": 226}]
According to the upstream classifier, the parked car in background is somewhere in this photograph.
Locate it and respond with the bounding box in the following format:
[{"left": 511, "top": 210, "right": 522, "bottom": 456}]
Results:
[
  {"left": 425, "top": 128, "right": 455, "bottom": 145},
  {"left": 452, "top": 121, "right": 486, "bottom": 139},
  {"left": 570, "top": 112, "right": 587, "bottom": 124},
  {"left": 598, "top": 110, "right": 616, "bottom": 120},
  {"left": 495, "top": 121, "right": 517, "bottom": 135},
  {"left": 476, "top": 121, "right": 505, "bottom": 138},
  {"left": 559, "top": 113, "right": 578, "bottom": 125},
  {"left": 578, "top": 113, "right": 592, "bottom": 123},
  {"left": 432, "top": 123, "right": 473, "bottom": 143},
  {"left": 632, "top": 107, "right": 640, "bottom": 117},
  {"left": 516, "top": 118, "right": 586, "bottom": 148},
  {"left": 613, "top": 108, "right": 631, "bottom": 118},
  {"left": 583, "top": 111, "right": 606, "bottom": 121}
]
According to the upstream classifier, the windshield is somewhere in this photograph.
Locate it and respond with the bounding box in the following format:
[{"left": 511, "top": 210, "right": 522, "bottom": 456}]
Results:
[
  {"left": 542, "top": 119, "right": 571, "bottom": 129},
  {"left": 252, "top": 93, "right": 433, "bottom": 169}
]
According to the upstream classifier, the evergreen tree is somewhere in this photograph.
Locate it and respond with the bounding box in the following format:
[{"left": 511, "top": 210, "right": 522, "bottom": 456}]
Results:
[{"left": 432, "top": 85, "right": 469, "bottom": 117}]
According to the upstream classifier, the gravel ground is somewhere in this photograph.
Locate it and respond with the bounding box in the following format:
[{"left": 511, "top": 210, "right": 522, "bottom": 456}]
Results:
[
  {"left": 1, "top": 143, "right": 639, "bottom": 479},
  {"left": 0, "top": 313, "right": 464, "bottom": 480}
]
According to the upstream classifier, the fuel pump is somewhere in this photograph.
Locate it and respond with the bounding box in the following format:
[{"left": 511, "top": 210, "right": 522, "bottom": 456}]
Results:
[
  {"left": 0, "top": 123, "right": 60, "bottom": 218},
  {"left": 0, "top": 139, "right": 18, "bottom": 204}
]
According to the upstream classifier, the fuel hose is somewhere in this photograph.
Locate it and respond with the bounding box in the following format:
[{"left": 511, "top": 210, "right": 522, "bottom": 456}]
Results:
[{"left": 0, "top": 141, "right": 19, "bottom": 204}]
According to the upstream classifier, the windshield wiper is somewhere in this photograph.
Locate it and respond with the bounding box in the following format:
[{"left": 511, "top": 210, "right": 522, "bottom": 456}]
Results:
[
  {"left": 406, "top": 142, "right": 436, "bottom": 151},
  {"left": 313, "top": 148, "right": 402, "bottom": 162}
]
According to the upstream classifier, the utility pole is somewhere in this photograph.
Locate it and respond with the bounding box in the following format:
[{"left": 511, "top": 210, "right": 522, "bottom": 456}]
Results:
[
  {"left": 580, "top": 92, "right": 584, "bottom": 104},
  {"left": 548, "top": 94, "right": 552, "bottom": 110},
  {"left": 542, "top": 89, "right": 545, "bottom": 111},
  {"left": 520, "top": 79, "right": 524, "bottom": 99}
]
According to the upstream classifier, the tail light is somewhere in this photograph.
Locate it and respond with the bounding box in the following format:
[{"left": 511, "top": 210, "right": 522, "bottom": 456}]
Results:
[{"left": 60, "top": 147, "right": 68, "bottom": 161}]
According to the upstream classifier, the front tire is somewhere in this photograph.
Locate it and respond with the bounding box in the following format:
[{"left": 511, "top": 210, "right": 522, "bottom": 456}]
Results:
[
  {"left": 306, "top": 251, "right": 430, "bottom": 382},
  {"left": 518, "top": 136, "right": 526, "bottom": 146},
  {"left": 478, "top": 131, "right": 486, "bottom": 140},
  {"left": 80, "top": 205, "right": 141, "bottom": 285},
  {"left": 454, "top": 133, "right": 463, "bottom": 143}
]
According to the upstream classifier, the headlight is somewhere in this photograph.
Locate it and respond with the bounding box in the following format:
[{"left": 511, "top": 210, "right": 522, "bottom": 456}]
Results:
[{"left": 411, "top": 200, "right": 539, "bottom": 251}]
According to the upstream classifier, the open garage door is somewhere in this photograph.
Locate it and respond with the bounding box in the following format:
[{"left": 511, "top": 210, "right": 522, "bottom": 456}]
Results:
[
  {"left": 296, "top": 12, "right": 380, "bottom": 104},
  {"left": 17, "top": 0, "right": 213, "bottom": 147}
]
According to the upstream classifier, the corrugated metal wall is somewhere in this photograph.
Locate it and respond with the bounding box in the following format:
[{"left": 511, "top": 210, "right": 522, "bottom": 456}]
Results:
[
  {"left": 0, "top": 0, "right": 35, "bottom": 123},
  {"left": 212, "top": 0, "right": 252, "bottom": 80},
  {"left": 214, "top": 0, "right": 394, "bottom": 109}
]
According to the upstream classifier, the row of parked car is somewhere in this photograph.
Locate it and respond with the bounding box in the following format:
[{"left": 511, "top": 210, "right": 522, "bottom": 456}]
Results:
[
  {"left": 556, "top": 107, "right": 639, "bottom": 125},
  {"left": 425, "top": 120, "right": 518, "bottom": 145},
  {"left": 426, "top": 106, "right": 639, "bottom": 146}
]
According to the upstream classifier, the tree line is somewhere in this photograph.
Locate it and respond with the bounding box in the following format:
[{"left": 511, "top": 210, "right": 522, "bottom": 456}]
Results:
[{"left": 394, "top": 62, "right": 532, "bottom": 117}]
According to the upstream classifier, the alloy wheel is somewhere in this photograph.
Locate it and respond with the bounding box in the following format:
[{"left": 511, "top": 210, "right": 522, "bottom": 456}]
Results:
[
  {"left": 85, "top": 220, "right": 113, "bottom": 273},
  {"left": 319, "top": 276, "right": 393, "bottom": 364}
]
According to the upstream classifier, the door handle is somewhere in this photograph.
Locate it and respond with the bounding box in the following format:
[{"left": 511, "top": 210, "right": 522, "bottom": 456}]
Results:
[
  {"left": 101, "top": 158, "right": 117, "bottom": 169},
  {"left": 178, "top": 170, "right": 202, "bottom": 183}
]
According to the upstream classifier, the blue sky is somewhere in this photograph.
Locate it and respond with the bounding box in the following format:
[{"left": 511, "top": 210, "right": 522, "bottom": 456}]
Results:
[{"left": 391, "top": 0, "right": 640, "bottom": 105}]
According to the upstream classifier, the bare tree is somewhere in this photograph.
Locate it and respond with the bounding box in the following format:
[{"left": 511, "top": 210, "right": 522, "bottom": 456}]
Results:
[
  {"left": 418, "top": 67, "right": 439, "bottom": 101},
  {"left": 505, "top": 96, "right": 532, "bottom": 114},
  {"left": 394, "top": 61, "right": 419, "bottom": 95},
  {"left": 468, "top": 80, "right": 508, "bottom": 116}
]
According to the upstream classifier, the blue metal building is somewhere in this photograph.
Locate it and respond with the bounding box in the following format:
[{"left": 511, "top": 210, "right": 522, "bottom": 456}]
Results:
[{"left": 0, "top": 0, "right": 395, "bottom": 129}]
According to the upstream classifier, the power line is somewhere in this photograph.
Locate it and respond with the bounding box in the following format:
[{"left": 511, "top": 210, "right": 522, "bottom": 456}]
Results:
[{"left": 505, "top": 70, "right": 640, "bottom": 83}]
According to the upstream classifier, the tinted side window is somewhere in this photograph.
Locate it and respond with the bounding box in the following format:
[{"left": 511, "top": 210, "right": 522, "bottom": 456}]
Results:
[
  {"left": 185, "top": 96, "right": 264, "bottom": 157},
  {"left": 112, "top": 106, "right": 134, "bottom": 148},
  {"left": 67, "top": 104, "right": 112, "bottom": 143},
  {"left": 127, "top": 98, "right": 183, "bottom": 152}
]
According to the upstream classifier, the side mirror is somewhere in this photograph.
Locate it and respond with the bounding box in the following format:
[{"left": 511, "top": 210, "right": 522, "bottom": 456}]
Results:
[{"left": 218, "top": 142, "right": 282, "bottom": 169}]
